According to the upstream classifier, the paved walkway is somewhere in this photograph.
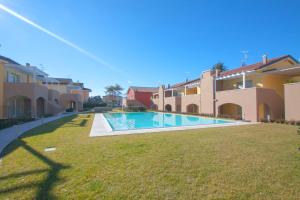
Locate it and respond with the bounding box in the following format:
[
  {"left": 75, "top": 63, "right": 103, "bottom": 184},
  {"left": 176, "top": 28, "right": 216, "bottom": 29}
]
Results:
[{"left": 0, "top": 113, "right": 75, "bottom": 155}]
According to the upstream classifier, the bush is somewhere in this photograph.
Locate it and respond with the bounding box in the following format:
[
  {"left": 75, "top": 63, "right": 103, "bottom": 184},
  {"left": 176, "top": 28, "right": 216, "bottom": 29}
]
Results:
[
  {"left": 289, "top": 120, "right": 296, "bottom": 125},
  {"left": 124, "top": 106, "right": 146, "bottom": 112},
  {"left": 275, "top": 119, "right": 286, "bottom": 124},
  {"left": 0, "top": 118, "right": 35, "bottom": 130},
  {"left": 66, "top": 108, "right": 74, "bottom": 112},
  {"left": 44, "top": 114, "right": 54, "bottom": 118},
  {"left": 260, "top": 118, "right": 268, "bottom": 123}
]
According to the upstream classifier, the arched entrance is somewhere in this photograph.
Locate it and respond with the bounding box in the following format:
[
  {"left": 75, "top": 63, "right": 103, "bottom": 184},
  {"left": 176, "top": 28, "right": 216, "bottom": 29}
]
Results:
[
  {"left": 36, "top": 97, "right": 46, "bottom": 118},
  {"left": 186, "top": 104, "right": 199, "bottom": 114},
  {"left": 68, "top": 101, "right": 77, "bottom": 111},
  {"left": 258, "top": 103, "right": 271, "bottom": 121},
  {"left": 8, "top": 96, "right": 32, "bottom": 119},
  {"left": 218, "top": 103, "right": 242, "bottom": 119},
  {"left": 165, "top": 104, "right": 172, "bottom": 112}
]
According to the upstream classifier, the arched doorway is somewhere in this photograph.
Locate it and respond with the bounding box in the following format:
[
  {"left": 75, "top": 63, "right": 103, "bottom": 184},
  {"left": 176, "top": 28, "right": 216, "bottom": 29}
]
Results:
[
  {"left": 8, "top": 96, "right": 32, "bottom": 118},
  {"left": 258, "top": 103, "right": 271, "bottom": 121},
  {"left": 36, "top": 97, "right": 46, "bottom": 118},
  {"left": 218, "top": 103, "right": 242, "bottom": 119},
  {"left": 68, "top": 101, "right": 77, "bottom": 111},
  {"left": 186, "top": 104, "right": 199, "bottom": 114},
  {"left": 165, "top": 104, "right": 172, "bottom": 112}
]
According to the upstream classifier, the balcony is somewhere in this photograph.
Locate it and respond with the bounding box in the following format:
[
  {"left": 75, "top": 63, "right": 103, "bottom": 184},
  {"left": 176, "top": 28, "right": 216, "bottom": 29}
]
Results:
[
  {"left": 60, "top": 93, "right": 83, "bottom": 111},
  {"left": 164, "top": 96, "right": 181, "bottom": 112},
  {"left": 181, "top": 94, "right": 201, "bottom": 113},
  {"left": 4, "top": 82, "right": 48, "bottom": 100},
  {"left": 216, "top": 87, "right": 284, "bottom": 121}
]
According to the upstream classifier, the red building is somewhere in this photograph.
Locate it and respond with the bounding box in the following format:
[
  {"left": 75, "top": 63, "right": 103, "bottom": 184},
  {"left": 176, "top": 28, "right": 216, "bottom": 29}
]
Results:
[{"left": 125, "top": 86, "right": 158, "bottom": 108}]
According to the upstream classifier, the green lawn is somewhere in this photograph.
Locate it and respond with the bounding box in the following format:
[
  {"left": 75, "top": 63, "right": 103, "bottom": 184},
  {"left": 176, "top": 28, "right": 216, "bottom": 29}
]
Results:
[{"left": 0, "top": 114, "right": 300, "bottom": 199}]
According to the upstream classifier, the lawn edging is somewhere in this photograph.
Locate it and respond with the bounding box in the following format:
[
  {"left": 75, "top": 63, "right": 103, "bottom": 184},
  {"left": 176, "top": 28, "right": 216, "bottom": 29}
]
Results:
[{"left": 0, "top": 113, "right": 76, "bottom": 156}]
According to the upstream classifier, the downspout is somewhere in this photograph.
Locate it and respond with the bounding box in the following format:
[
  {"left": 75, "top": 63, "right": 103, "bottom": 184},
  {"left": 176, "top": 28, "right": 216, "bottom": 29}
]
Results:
[{"left": 213, "top": 69, "right": 219, "bottom": 117}]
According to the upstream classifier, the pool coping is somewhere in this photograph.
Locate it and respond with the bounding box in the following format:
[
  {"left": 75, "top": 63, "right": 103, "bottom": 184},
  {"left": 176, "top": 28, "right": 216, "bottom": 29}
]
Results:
[{"left": 90, "top": 113, "right": 258, "bottom": 137}]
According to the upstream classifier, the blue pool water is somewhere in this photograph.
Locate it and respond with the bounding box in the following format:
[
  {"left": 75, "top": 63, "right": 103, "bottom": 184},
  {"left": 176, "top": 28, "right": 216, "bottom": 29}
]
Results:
[{"left": 103, "top": 112, "right": 233, "bottom": 131}]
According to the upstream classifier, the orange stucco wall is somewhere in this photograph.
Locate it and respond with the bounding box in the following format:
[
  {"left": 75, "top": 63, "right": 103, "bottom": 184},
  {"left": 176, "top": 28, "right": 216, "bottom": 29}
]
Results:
[
  {"left": 284, "top": 82, "right": 300, "bottom": 121},
  {"left": 200, "top": 71, "right": 214, "bottom": 114}
]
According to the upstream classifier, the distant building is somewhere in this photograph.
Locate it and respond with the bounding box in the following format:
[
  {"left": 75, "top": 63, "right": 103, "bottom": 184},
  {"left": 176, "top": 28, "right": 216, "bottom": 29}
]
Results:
[
  {"left": 123, "top": 86, "right": 158, "bottom": 108},
  {"left": 102, "top": 95, "right": 122, "bottom": 107},
  {"left": 0, "top": 55, "right": 91, "bottom": 119}
]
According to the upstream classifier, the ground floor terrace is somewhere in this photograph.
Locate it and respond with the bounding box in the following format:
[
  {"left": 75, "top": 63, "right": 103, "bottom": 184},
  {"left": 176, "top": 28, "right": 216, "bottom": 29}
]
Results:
[
  {"left": 0, "top": 114, "right": 300, "bottom": 199},
  {"left": 152, "top": 93, "right": 202, "bottom": 115},
  {"left": 0, "top": 83, "right": 84, "bottom": 119},
  {"left": 215, "top": 87, "right": 284, "bottom": 121}
]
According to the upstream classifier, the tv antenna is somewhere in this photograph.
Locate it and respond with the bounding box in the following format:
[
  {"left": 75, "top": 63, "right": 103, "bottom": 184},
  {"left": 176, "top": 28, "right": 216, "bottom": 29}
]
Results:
[{"left": 241, "top": 50, "right": 249, "bottom": 66}]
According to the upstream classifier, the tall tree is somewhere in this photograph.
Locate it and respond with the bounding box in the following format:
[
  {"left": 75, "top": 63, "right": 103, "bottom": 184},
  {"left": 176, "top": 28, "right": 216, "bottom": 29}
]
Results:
[
  {"left": 211, "top": 62, "right": 227, "bottom": 72},
  {"left": 83, "top": 96, "right": 106, "bottom": 110},
  {"left": 104, "top": 84, "right": 124, "bottom": 107}
]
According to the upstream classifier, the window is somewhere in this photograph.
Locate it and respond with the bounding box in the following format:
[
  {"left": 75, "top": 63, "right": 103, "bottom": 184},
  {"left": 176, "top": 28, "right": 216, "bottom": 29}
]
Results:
[
  {"left": 236, "top": 80, "right": 253, "bottom": 89},
  {"left": 7, "top": 72, "right": 20, "bottom": 83}
]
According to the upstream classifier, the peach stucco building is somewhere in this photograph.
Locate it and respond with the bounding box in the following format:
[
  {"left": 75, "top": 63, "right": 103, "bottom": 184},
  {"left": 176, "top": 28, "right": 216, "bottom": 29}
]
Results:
[
  {"left": 0, "top": 55, "right": 91, "bottom": 119},
  {"left": 152, "top": 54, "right": 300, "bottom": 122}
]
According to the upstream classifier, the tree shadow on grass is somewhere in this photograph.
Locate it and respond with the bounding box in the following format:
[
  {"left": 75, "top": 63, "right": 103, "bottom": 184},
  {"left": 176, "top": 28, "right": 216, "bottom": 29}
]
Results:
[
  {"left": 0, "top": 115, "right": 78, "bottom": 199},
  {"left": 22, "top": 115, "right": 78, "bottom": 138},
  {"left": 0, "top": 140, "right": 70, "bottom": 199}
]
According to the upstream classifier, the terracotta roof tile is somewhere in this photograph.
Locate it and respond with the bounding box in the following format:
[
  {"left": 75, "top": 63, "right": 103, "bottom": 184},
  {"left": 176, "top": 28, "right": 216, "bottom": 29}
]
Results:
[
  {"left": 129, "top": 86, "right": 158, "bottom": 93},
  {"left": 219, "top": 55, "right": 297, "bottom": 77},
  {"left": 171, "top": 78, "right": 200, "bottom": 88}
]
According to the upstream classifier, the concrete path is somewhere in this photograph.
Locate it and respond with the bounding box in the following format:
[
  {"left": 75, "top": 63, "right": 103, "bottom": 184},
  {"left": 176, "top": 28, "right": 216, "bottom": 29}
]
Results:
[{"left": 0, "top": 113, "right": 75, "bottom": 156}]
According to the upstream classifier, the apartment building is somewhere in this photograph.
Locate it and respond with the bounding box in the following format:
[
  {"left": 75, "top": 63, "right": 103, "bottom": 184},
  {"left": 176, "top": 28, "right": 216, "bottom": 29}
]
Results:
[
  {"left": 103, "top": 95, "right": 122, "bottom": 107},
  {"left": 124, "top": 86, "right": 158, "bottom": 108},
  {"left": 0, "top": 55, "right": 91, "bottom": 119},
  {"left": 152, "top": 54, "right": 300, "bottom": 121}
]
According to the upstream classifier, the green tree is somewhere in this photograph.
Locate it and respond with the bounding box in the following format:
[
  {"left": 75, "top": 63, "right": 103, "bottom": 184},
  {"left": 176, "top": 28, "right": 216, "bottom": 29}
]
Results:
[
  {"left": 83, "top": 96, "right": 106, "bottom": 110},
  {"left": 211, "top": 62, "right": 227, "bottom": 72},
  {"left": 104, "top": 84, "right": 124, "bottom": 107}
]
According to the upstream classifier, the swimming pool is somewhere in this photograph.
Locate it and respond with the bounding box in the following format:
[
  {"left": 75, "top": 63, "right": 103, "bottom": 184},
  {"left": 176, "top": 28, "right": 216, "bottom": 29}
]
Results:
[{"left": 103, "top": 112, "right": 233, "bottom": 131}]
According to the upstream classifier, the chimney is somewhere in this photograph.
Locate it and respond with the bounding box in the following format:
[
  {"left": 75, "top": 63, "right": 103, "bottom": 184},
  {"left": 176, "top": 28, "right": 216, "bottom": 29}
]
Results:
[
  {"left": 262, "top": 54, "right": 268, "bottom": 64},
  {"left": 215, "top": 69, "right": 220, "bottom": 77}
]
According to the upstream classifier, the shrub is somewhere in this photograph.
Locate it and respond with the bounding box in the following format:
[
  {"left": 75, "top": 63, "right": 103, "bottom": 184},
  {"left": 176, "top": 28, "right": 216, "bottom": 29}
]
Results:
[
  {"left": 124, "top": 106, "right": 146, "bottom": 112},
  {"left": 66, "top": 108, "right": 74, "bottom": 112},
  {"left": 289, "top": 120, "right": 296, "bottom": 125},
  {"left": 278, "top": 119, "right": 286, "bottom": 124},
  {"left": 260, "top": 118, "right": 268, "bottom": 123},
  {"left": 0, "top": 118, "right": 35, "bottom": 130},
  {"left": 44, "top": 114, "right": 54, "bottom": 118},
  {"left": 296, "top": 121, "right": 300, "bottom": 126}
]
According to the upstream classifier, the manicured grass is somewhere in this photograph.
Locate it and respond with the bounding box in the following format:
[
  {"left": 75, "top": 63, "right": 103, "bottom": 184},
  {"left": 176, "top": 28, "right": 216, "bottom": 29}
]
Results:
[{"left": 0, "top": 114, "right": 300, "bottom": 199}]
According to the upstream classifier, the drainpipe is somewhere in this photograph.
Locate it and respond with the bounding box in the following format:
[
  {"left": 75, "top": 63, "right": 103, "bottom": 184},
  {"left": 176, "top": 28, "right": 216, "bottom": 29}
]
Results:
[
  {"left": 213, "top": 70, "right": 219, "bottom": 117},
  {"left": 213, "top": 76, "right": 216, "bottom": 117},
  {"left": 242, "top": 71, "right": 246, "bottom": 89}
]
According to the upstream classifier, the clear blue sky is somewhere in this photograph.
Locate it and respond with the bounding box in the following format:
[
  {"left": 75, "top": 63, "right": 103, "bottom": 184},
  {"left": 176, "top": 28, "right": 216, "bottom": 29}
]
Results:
[{"left": 0, "top": 0, "right": 299, "bottom": 95}]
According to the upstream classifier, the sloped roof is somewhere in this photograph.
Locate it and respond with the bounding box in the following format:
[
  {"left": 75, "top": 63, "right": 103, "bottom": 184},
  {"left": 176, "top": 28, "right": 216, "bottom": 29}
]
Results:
[
  {"left": 171, "top": 78, "right": 201, "bottom": 88},
  {"left": 129, "top": 86, "right": 158, "bottom": 93},
  {"left": 219, "top": 55, "right": 299, "bottom": 77},
  {"left": 55, "top": 78, "right": 73, "bottom": 84},
  {"left": 0, "top": 55, "right": 20, "bottom": 65}
]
